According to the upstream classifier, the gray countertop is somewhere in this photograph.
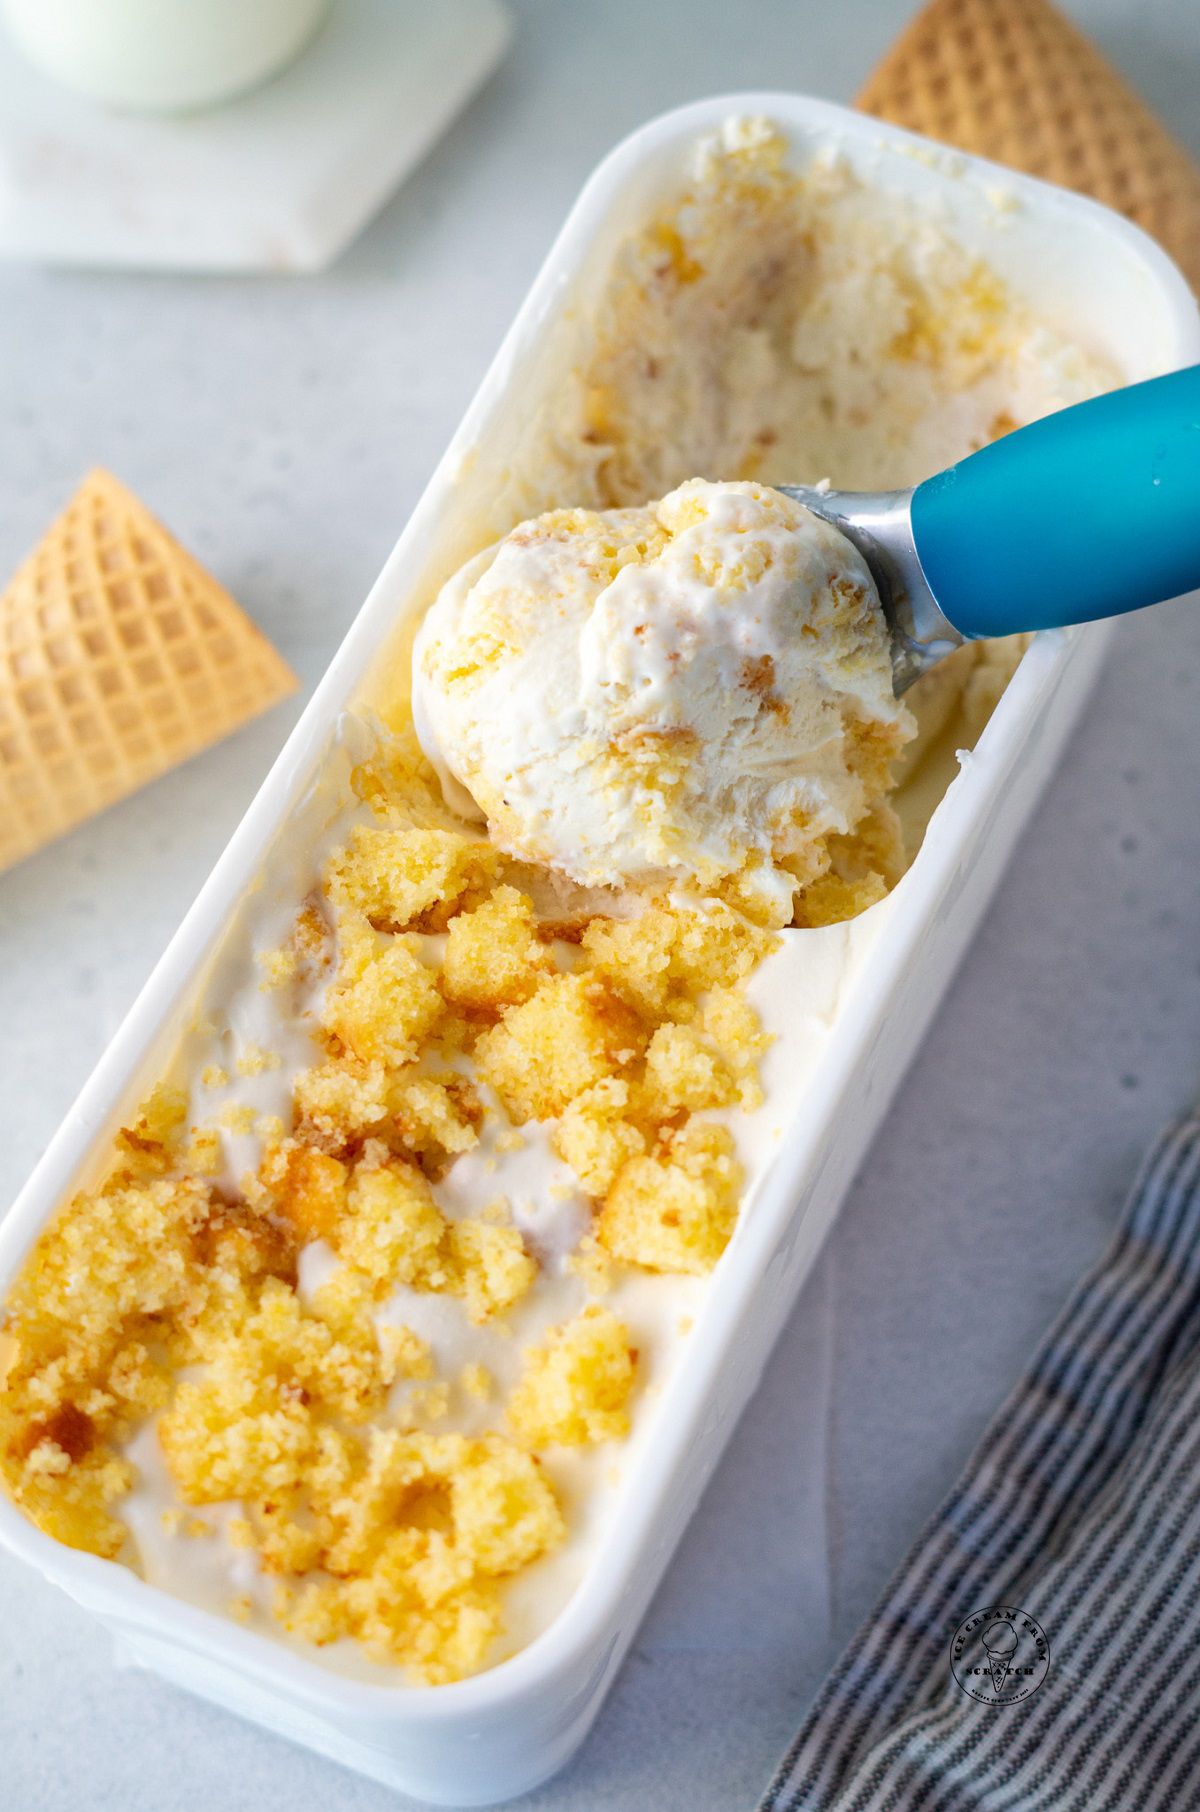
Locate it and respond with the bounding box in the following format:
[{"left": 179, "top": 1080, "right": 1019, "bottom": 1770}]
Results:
[{"left": 4, "top": 2, "right": 1200, "bottom": 1806}]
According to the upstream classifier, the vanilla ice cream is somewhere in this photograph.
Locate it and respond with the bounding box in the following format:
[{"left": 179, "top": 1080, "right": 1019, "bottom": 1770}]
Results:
[{"left": 414, "top": 479, "right": 914, "bottom": 925}]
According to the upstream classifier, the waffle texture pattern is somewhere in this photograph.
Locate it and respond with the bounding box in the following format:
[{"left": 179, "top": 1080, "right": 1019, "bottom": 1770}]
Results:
[
  {"left": 0, "top": 469, "right": 297, "bottom": 874},
  {"left": 857, "top": 0, "right": 1200, "bottom": 292}
]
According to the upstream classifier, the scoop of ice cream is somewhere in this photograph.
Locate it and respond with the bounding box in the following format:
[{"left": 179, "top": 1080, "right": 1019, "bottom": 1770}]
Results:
[
  {"left": 412, "top": 478, "right": 913, "bottom": 921},
  {"left": 983, "top": 1622, "right": 1018, "bottom": 1658}
]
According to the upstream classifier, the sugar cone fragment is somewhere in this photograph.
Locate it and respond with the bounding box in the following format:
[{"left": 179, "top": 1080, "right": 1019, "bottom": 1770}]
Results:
[
  {"left": 857, "top": 0, "right": 1200, "bottom": 293},
  {"left": 0, "top": 469, "right": 298, "bottom": 874}
]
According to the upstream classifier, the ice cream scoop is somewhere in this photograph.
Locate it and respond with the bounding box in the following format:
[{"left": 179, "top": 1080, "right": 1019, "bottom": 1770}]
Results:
[
  {"left": 413, "top": 368, "right": 1200, "bottom": 914},
  {"left": 781, "top": 363, "right": 1200, "bottom": 691},
  {"left": 412, "top": 479, "right": 912, "bottom": 921}
]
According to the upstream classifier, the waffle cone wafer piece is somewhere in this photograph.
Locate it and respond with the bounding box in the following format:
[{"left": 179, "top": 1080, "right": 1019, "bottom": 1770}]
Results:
[
  {"left": 857, "top": 0, "right": 1200, "bottom": 293},
  {"left": 0, "top": 469, "right": 298, "bottom": 875}
]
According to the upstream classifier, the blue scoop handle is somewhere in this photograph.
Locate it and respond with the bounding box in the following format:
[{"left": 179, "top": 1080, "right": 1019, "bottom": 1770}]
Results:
[{"left": 910, "top": 364, "right": 1200, "bottom": 640}]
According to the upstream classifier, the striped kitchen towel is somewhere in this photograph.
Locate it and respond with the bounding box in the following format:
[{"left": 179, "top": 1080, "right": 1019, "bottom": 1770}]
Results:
[{"left": 761, "top": 1103, "right": 1200, "bottom": 1812}]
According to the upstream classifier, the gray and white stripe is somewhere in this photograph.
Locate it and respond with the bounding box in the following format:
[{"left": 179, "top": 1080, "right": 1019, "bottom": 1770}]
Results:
[{"left": 760, "top": 1107, "right": 1200, "bottom": 1811}]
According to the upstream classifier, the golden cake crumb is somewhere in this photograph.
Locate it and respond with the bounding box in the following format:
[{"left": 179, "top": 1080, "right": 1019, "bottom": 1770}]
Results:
[
  {"left": 642, "top": 1023, "right": 735, "bottom": 1115},
  {"left": 378, "top": 1325, "right": 434, "bottom": 1387},
  {"left": 442, "top": 886, "right": 554, "bottom": 1010},
  {"left": 336, "top": 1158, "right": 455, "bottom": 1291},
  {"left": 566, "top": 1236, "right": 615, "bottom": 1294},
  {"left": 294, "top": 1057, "right": 391, "bottom": 1150},
  {"left": 476, "top": 974, "right": 644, "bottom": 1123},
  {"left": 257, "top": 945, "right": 298, "bottom": 988},
  {"left": 186, "top": 1127, "right": 223, "bottom": 1175},
  {"left": 276, "top": 1429, "right": 564, "bottom": 1681},
  {"left": 323, "top": 919, "right": 445, "bottom": 1068},
  {"left": 449, "top": 1220, "right": 537, "bottom": 1325},
  {"left": 461, "top": 1363, "right": 492, "bottom": 1402},
  {"left": 582, "top": 903, "right": 775, "bottom": 1019},
  {"left": 409, "top": 1382, "right": 451, "bottom": 1422},
  {"left": 328, "top": 824, "right": 499, "bottom": 934},
  {"left": 508, "top": 1308, "right": 638, "bottom": 1448},
  {"left": 553, "top": 1079, "right": 647, "bottom": 1199},
  {"left": 219, "top": 1103, "right": 257, "bottom": 1135},
  {"left": 597, "top": 1123, "right": 743, "bottom": 1274}
]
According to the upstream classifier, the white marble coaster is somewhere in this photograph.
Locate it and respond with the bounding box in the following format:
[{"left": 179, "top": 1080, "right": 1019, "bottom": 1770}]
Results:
[{"left": 0, "top": 0, "right": 511, "bottom": 271}]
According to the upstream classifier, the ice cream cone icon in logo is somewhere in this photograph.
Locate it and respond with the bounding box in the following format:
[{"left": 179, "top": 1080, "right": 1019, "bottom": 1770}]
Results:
[
  {"left": 950, "top": 1606, "right": 1050, "bottom": 1704},
  {"left": 982, "top": 1620, "right": 1018, "bottom": 1696}
]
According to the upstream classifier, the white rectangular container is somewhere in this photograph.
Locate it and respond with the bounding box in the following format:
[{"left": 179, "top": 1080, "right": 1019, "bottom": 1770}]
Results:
[{"left": 1, "top": 94, "right": 1197, "bottom": 1807}]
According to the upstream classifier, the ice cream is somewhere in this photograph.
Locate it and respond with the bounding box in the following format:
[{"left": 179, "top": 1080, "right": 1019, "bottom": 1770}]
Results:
[
  {"left": 413, "top": 479, "right": 914, "bottom": 927},
  {"left": 982, "top": 1619, "right": 1019, "bottom": 1695}
]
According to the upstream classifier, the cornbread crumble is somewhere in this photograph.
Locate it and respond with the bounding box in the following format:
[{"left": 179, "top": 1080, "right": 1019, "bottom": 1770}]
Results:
[{"left": 0, "top": 725, "right": 770, "bottom": 1680}]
